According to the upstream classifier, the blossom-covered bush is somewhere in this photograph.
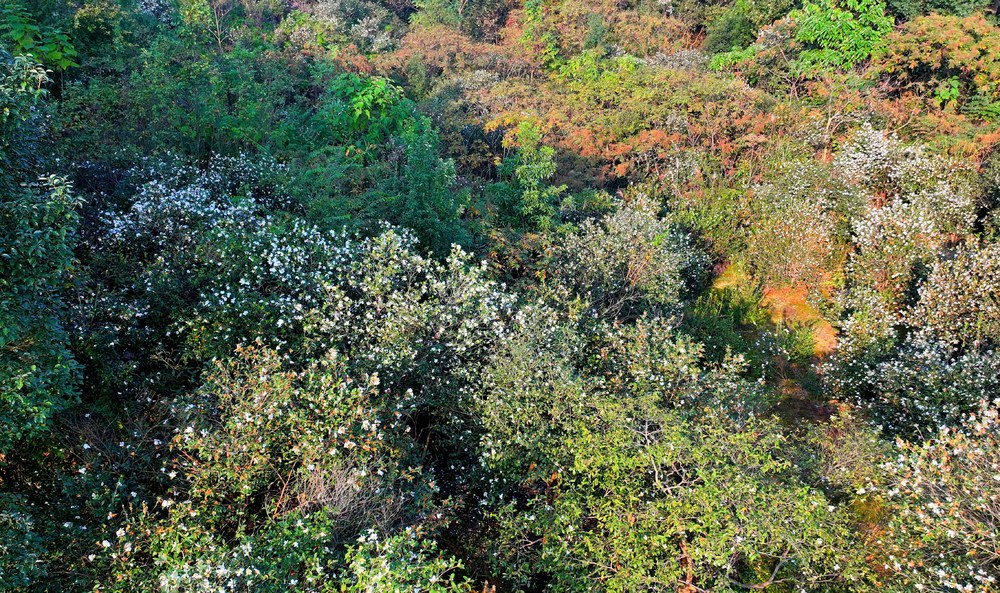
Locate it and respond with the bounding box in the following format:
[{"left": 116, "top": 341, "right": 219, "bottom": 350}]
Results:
[
  {"left": 742, "top": 159, "right": 859, "bottom": 289},
  {"left": 83, "top": 150, "right": 517, "bottom": 462},
  {"left": 77, "top": 156, "right": 337, "bottom": 366},
  {"left": 908, "top": 242, "right": 1000, "bottom": 350},
  {"left": 834, "top": 333, "right": 1000, "bottom": 432},
  {"left": 310, "top": 0, "right": 403, "bottom": 52},
  {"left": 14, "top": 0, "right": 1000, "bottom": 590},
  {"left": 833, "top": 127, "right": 980, "bottom": 355},
  {"left": 100, "top": 345, "right": 463, "bottom": 591},
  {"left": 341, "top": 529, "right": 471, "bottom": 592},
  {"left": 807, "top": 127, "right": 1000, "bottom": 435},
  {"left": 877, "top": 400, "right": 1000, "bottom": 591},
  {"left": 832, "top": 239, "right": 1000, "bottom": 433},
  {"left": 67, "top": 152, "right": 515, "bottom": 589},
  {"left": 548, "top": 197, "right": 708, "bottom": 321},
  {"left": 302, "top": 229, "right": 517, "bottom": 471}
]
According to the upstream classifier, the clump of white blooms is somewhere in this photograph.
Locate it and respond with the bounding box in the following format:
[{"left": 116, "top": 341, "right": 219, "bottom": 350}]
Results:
[
  {"left": 743, "top": 159, "right": 859, "bottom": 289},
  {"left": 549, "top": 195, "right": 708, "bottom": 321},
  {"left": 88, "top": 156, "right": 343, "bottom": 352},
  {"left": 136, "top": 0, "right": 174, "bottom": 23},
  {"left": 832, "top": 240, "right": 1000, "bottom": 433},
  {"left": 843, "top": 334, "right": 1000, "bottom": 431},
  {"left": 836, "top": 126, "right": 980, "bottom": 350},
  {"left": 879, "top": 399, "right": 1000, "bottom": 591},
  {"left": 908, "top": 242, "right": 1000, "bottom": 350},
  {"left": 834, "top": 124, "right": 979, "bottom": 230},
  {"left": 825, "top": 126, "right": 998, "bottom": 434},
  {"left": 311, "top": 0, "right": 396, "bottom": 53},
  {"left": 645, "top": 49, "right": 710, "bottom": 71}
]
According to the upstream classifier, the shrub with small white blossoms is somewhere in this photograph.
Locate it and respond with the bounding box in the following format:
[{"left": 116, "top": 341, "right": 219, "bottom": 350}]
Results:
[
  {"left": 742, "top": 159, "right": 860, "bottom": 289},
  {"left": 77, "top": 155, "right": 346, "bottom": 365},
  {"left": 834, "top": 125, "right": 980, "bottom": 232},
  {"left": 548, "top": 196, "right": 709, "bottom": 321},
  {"left": 908, "top": 241, "right": 1000, "bottom": 350},
  {"left": 876, "top": 399, "right": 1000, "bottom": 592},
  {"left": 75, "top": 156, "right": 524, "bottom": 588},
  {"left": 304, "top": 228, "right": 517, "bottom": 465},
  {"left": 830, "top": 240, "right": 1000, "bottom": 433},
  {"left": 825, "top": 128, "right": 997, "bottom": 434},
  {"left": 834, "top": 125, "right": 981, "bottom": 350},
  {"left": 836, "top": 333, "right": 1000, "bottom": 433},
  {"left": 341, "top": 528, "right": 471, "bottom": 592},
  {"left": 102, "top": 345, "right": 447, "bottom": 590},
  {"left": 311, "top": 0, "right": 401, "bottom": 53}
]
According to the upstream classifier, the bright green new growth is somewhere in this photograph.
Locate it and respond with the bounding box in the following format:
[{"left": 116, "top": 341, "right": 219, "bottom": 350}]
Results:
[{"left": 790, "top": 0, "right": 894, "bottom": 74}]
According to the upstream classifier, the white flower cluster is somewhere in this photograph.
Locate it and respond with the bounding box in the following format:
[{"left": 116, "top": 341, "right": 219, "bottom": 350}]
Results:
[
  {"left": 93, "top": 155, "right": 356, "bottom": 356},
  {"left": 832, "top": 236, "right": 1000, "bottom": 433},
  {"left": 136, "top": 0, "right": 174, "bottom": 23},
  {"left": 744, "top": 159, "right": 851, "bottom": 288},
  {"left": 827, "top": 128, "right": 997, "bottom": 434},
  {"left": 838, "top": 126, "right": 978, "bottom": 327},
  {"left": 880, "top": 399, "right": 1000, "bottom": 591},
  {"left": 909, "top": 242, "right": 1000, "bottom": 350},
  {"left": 551, "top": 196, "right": 709, "bottom": 321},
  {"left": 312, "top": 0, "right": 396, "bottom": 53},
  {"left": 645, "top": 49, "right": 710, "bottom": 71}
]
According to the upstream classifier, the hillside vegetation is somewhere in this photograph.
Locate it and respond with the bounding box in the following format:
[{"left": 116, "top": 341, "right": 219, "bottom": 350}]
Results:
[{"left": 3, "top": 0, "right": 1000, "bottom": 590}]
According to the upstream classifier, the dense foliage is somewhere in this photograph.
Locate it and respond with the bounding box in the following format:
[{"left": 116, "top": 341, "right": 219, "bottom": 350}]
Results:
[{"left": 3, "top": 0, "right": 1000, "bottom": 591}]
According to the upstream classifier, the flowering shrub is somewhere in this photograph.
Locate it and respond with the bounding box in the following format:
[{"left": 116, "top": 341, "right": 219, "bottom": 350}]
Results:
[
  {"left": 815, "top": 127, "right": 999, "bottom": 434},
  {"left": 834, "top": 125, "right": 980, "bottom": 234},
  {"left": 742, "top": 160, "right": 858, "bottom": 289},
  {"left": 342, "top": 529, "right": 471, "bottom": 592},
  {"left": 908, "top": 242, "right": 1000, "bottom": 350},
  {"left": 85, "top": 151, "right": 516, "bottom": 461},
  {"left": 877, "top": 400, "right": 1000, "bottom": 591},
  {"left": 311, "top": 0, "right": 402, "bottom": 52},
  {"left": 832, "top": 239, "right": 1000, "bottom": 433},
  {"left": 100, "top": 345, "right": 460, "bottom": 591},
  {"left": 174, "top": 347, "right": 426, "bottom": 521},
  {"left": 69, "top": 151, "right": 515, "bottom": 588},
  {"left": 833, "top": 126, "right": 979, "bottom": 353},
  {"left": 548, "top": 196, "right": 708, "bottom": 321},
  {"left": 15, "top": 0, "right": 1000, "bottom": 590},
  {"left": 835, "top": 333, "right": 1000, "bottom": 432},
  {"left": 83, "top": 155, "right": 340, "bottom": 363}
]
